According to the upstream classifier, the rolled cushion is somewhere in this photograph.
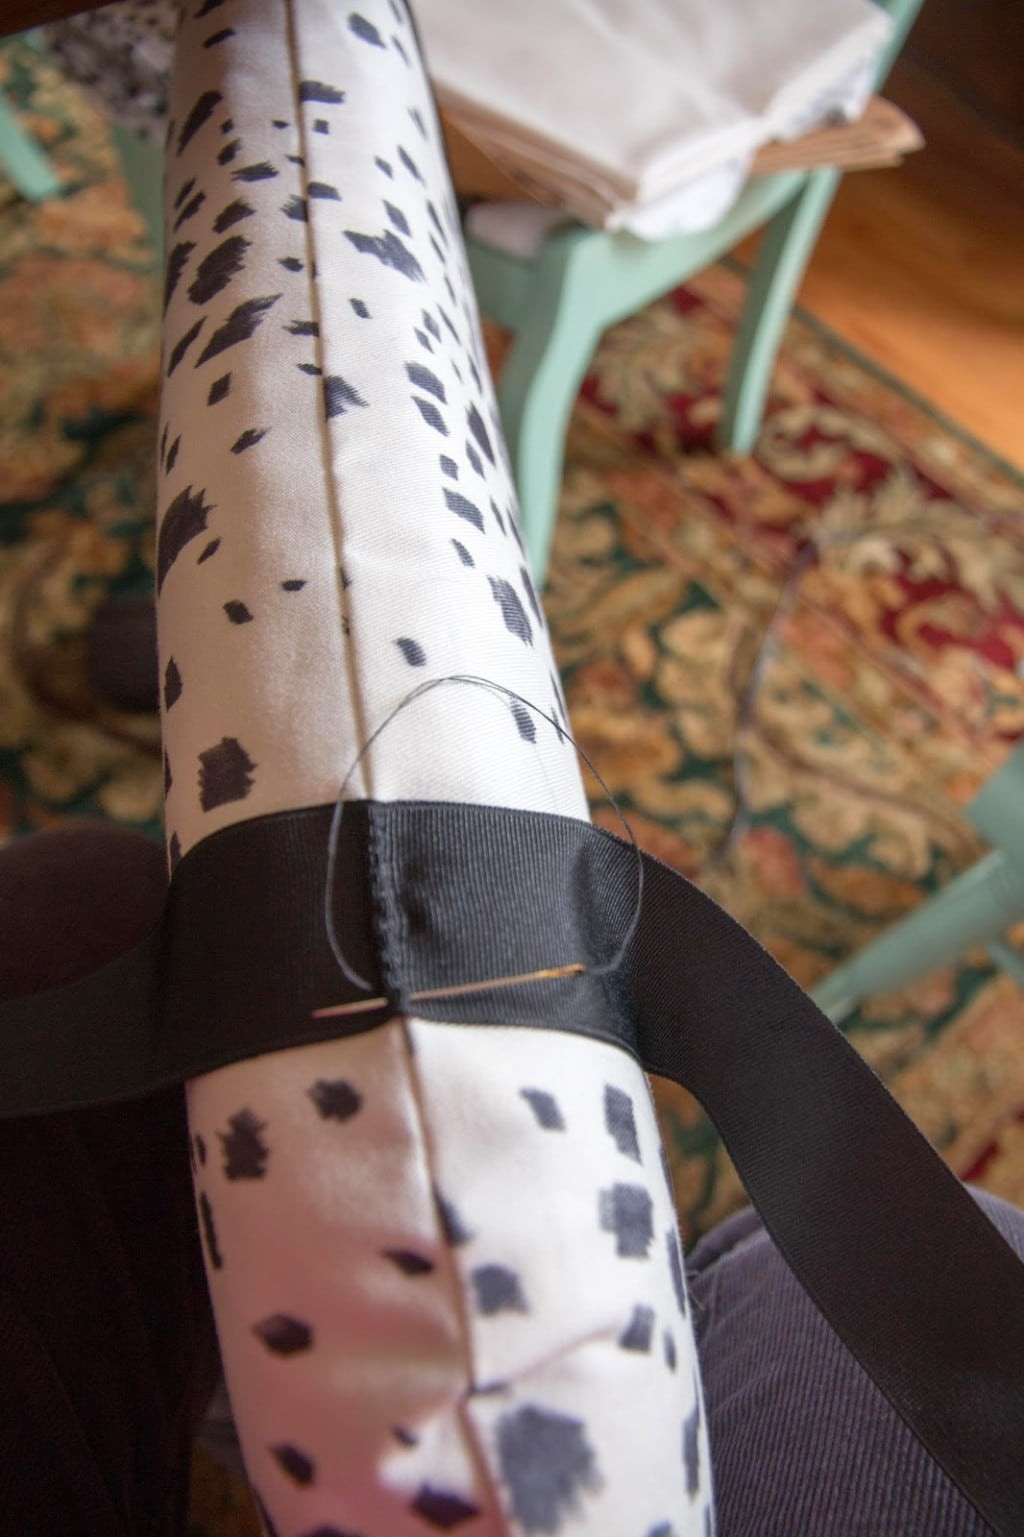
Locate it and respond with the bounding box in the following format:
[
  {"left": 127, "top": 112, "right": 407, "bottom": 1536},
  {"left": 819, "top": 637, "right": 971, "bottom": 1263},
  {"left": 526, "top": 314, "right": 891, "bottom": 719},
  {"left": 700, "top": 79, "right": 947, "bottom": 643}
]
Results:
[{"left": 158, "top": 2, "right": 712, "bottom": 1533}]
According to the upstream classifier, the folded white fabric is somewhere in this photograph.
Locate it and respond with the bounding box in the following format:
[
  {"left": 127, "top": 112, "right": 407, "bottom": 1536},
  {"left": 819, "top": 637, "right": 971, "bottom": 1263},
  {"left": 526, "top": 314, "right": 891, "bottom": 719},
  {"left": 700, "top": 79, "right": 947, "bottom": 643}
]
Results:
[
  {"left": 416, "top": 0, "right": 891, "bottom": 235},
  {"left": 160, "top": 1, "right": 712, "bottom": 1532}
]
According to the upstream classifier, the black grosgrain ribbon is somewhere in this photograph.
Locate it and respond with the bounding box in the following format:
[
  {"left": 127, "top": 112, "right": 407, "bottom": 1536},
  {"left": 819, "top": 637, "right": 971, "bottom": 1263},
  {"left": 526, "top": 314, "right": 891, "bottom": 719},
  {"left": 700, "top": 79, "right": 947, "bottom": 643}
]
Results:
[{"left": 1, "top": 799, "right": 1022, "bottom": 1537}]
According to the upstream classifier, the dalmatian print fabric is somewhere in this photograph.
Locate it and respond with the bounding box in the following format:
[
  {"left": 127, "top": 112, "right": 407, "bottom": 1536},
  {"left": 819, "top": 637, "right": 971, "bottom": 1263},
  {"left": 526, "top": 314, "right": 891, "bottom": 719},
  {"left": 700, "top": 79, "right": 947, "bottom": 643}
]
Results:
[{"left": 159, "top": 2, "right": 713, "bottom": 1533}]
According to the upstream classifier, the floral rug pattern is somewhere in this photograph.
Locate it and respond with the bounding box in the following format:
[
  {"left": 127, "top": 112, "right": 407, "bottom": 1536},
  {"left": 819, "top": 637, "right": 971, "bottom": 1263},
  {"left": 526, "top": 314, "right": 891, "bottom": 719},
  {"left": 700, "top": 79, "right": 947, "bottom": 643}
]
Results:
[{"left": 3, "top": 43, "right": 1024, "bottom": 1529}]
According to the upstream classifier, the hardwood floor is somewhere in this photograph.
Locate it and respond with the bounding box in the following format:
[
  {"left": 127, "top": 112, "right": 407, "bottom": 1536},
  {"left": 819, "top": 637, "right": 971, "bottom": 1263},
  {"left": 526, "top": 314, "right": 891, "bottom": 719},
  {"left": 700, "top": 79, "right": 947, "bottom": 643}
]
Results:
[{"left": 747, "top": 60, "right": 1024, "bottom": 469}]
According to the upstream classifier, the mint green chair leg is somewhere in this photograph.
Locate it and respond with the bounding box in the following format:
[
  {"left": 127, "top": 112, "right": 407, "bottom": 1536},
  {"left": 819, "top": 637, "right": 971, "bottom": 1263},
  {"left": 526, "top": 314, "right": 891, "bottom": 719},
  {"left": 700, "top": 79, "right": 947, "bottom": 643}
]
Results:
[
  {"left": 0, "top": 90, "right": 60, "bottom": 200},
  {"left": 813, "top": 739, "right": 1024, "bottom": 1021},
  {"left": 494, "top": 231, "right": 603, "bottom": 575},
  {"left": 717, "top": 166, "right": 841, "bottom": 453},
  {"left": 811, "top": 851, "right": 1024, "bottom": 1022},
  {"left": 111, "top": 123, "right": 164, "bottom": 255}
]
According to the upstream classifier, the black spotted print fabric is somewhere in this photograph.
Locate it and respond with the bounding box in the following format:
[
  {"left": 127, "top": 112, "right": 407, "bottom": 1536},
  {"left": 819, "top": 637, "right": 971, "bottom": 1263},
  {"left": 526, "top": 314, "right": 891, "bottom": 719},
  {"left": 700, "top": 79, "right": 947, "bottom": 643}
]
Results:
[{"left": 158, "top": 2, "right": 712, "bottom": 1532}]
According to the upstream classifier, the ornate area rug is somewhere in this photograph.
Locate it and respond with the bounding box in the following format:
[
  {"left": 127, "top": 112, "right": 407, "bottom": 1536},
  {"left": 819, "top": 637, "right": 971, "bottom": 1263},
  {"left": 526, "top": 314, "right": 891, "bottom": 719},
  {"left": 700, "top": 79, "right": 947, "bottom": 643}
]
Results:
[{"left": 3, "top": 39, "right": 1024, "bottom": 1530}]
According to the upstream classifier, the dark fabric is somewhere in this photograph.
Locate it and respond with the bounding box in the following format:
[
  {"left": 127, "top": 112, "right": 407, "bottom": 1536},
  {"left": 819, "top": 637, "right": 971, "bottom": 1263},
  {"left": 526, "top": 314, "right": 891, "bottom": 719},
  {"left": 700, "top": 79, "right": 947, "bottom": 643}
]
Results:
[
  {"left": 1, "top": 800, "right": 1023, "bottom": 1534},
  {"left": 690, "top": 1189, "right": 1024, "bottom": 1537},
  {"left": 0, "top": 825, "right": 218, "bottom": 1536}
]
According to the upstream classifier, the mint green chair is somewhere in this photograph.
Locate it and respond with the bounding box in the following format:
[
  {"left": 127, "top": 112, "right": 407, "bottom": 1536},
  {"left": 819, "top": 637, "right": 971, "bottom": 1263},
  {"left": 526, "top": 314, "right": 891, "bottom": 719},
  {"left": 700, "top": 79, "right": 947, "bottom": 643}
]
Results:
[
  {"left": 813, "top": 739, "right": 1024, "bottom": 1022},
  {"left": 465, "top": 0, "right": 924, "bottom": 580}
]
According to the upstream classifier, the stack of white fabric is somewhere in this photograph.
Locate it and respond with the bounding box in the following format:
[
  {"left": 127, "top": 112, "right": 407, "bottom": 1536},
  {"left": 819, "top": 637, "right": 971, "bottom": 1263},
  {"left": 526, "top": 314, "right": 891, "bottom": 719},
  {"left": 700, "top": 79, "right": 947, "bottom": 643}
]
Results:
[{"left": 416, "top": 0, "right": 893, "bottom": 237}]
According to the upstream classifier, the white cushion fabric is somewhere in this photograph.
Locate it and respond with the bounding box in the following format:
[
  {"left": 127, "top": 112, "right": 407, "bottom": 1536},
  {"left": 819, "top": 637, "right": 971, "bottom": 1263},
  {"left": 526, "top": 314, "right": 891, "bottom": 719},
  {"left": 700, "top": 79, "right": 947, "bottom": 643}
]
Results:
[{"left": 159, "top": 2, "right": 712, "bottom": 1533}]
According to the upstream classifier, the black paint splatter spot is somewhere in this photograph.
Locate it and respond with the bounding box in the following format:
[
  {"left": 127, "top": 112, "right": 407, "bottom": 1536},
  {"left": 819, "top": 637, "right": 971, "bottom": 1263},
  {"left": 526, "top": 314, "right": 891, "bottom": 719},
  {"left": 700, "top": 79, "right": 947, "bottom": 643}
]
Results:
[
  {"left": 344, "top": 227, "right": 423, "bottom": 280},
  {"left": 375, "top": 156, "right": 393, "bottom": 177},
  {"left": 219, "top": 1109, "right": 269, "bottom": 1179},
  {"left": 599, "top": 1184, "right": 654, "bottom": 1258},
  {"left": 396, "top": 637, "right": 427, "bottom": 667},
  {"left": 214, "top": 198, "right": 254, "bottom": 232},
  {"left": 465, "top": 442, "right": 483, "bottom": 478},
  {"left": 217, "top": 139, "right": 240, "bottom": 166},
  {"left": 451, "top": 539, "right": 474, "bottom": 567},
  {"left": 272, "top": 1443, "right": 315, "bottom": 1486},
  {"left": 487, "top": 577, "right": 533, "bottom": 644},
  {"left": 605, "top": 1085, "right": 642, "bottom": 1162},
  {"left": 158, "top": 484, "right": 213, "bottom": 591},
  {"left": 350, "top": 298, "right": 369, "bottom": 317},
  {"left": 253, "top": 1314, "right": 313, "bottom": 1355},
  {"left": 196, "top": 294, "right": 281, "bottom": 365},
  {"left": 203, "top": 26, "right": 235, "bottom": 45},
  {"left": 519, "top": 1087, "right": 564, "bottom": 1130},
  {"left": 298, "top": 363, "right": 323, "bottom": 376},
  {"left": 423, "top": 310, "right": 440, "bottom": 340},
  {"left": 163, "top": 657, "right": 182, "bottom": 710},
  {"left": 281, "top": 578, "right": 306, "bottom": 592},
  {"left": 188, "top": 235, "right": 250, "bottom": 304},
  {"left": 166, "top": 436, "right": 181, "bottom": 473},
  {"left": 667, "top": 1230, "right": 687, "bottom": 1315},
  {"left": 435, "top": 1190, "right": 473, "bottom": 1246},
  {"left": 520, "top": 565, "right": 543, "bottom": 624},
  {"left": 208, "top": 372, "right": 231, "bottom": 405},
  {"left": 618, "top": 1304, "right": 654, "bottom": 1353},
  {"left": 406, "top": 361, "right": 445, "bottom": 401},
  {"left": 163, "top": 751, "right": 172, "bottom": 794},
  {"left": 309, "top": 181, "right": 341, "bottom": 201},
  {"left": 177, "top": 89, "right": 222, "bottom": 154},
  {"left": 464, "top": 402, "right": 492, "bottom": 461},
  {"left": 440, "top": 455, "right": 457, "bottom": 478},
  {"left": 385, "top": 199, "right": 410, "bottom": 235},
  {"left": 308, "top": 1078, "right": 362, "bottom": 1121},
  {"left": 231, "top": 428, "right": 267, "bottom": 455},
  {"left": 471, "top": 1264, "right": 528, "bottom": 1316},
  {"left": 496, "top": 1405, "right": 601, "bottom": 1533},
  {"left": 393, "top": 1426, "right": 419, "bottom": 1447},
  {"left": 349, "top": 12, "right": 385, "bottom": 45},
  {"left": 173, "top": 192, "right": 206, "bottom": 234},
  {"left": 233, "top": 160, "right": 277, "bottom": 182},
  {"left": 383, "top": 1249, "right": 435, "bottom": 1277},
  {"left": 314, "top": 118, "right": 330, "bottom": 135},
  {"left": 173, "top": 177, "right": 196, "bottom": 211},
  {"left": 281, "top": 194, "right": 308, "bottom": 222},
  {"left": 223, "top": 599, "right": 253, "bottom": 623},
  {"left": 682, "top": 1403, "right": 701, "bottom": 1496},
  {"left": 410, "top": 1485, "right": 480, "bottom": 1529},
  {"left": 199, "top": 736, "right": 257, "bottom": 810},
  {"left": 299, "top": 80, "right": 345, "bottom": 103},
  {"left": 399, "top": 145, "right": 423, "bottom": 183},
  {"left": 197, "top": 537, "right": 221, "bottom": 564},
  {"left": 488, "top": 498, "right": 504, "bottom": 532},
  {"left": 324, "top": 375, "right": 368, "bottom": 419},
  {"left": 427, "top": 200, "right": 447, "bottom": 244},
  {"left": 444, "top": 490, "right": 483, "bottom": 529},
  {"left": 164, "top": 239, "right": 195, "bottom": 312},
  {"left": 194, "top": 0, "right": 227, "bottom": 17},
  {"left": 199, "top": 1191, "right": 222, "bottom": 1268},
  {"left": 664, "top": 1330, "right": 677, "bottom": 1371},
  {"left": 511, "top": 701, "right": 536, "bottom": 742},
  {"left": 413, "top": 397, "right": 448, "bottom": 435},
  {"left": 285, "top": 319, "right": 319, "bottom": 336},
  {"left": 167, "top": 316, "right": 206, "bottom": 375},
  {"left": 279, "top": 255, "right": 304, "bottom": 271}
]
